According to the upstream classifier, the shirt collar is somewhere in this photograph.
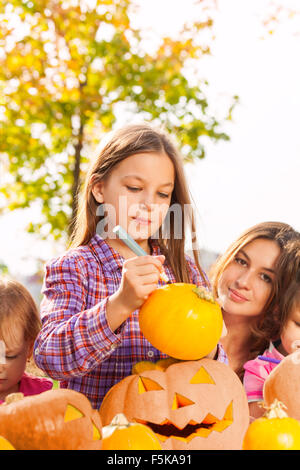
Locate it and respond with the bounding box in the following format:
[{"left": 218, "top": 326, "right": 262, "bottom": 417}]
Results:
[
  {"left": 268, "top": 341, "right": 285, "bottom": 360},
  {"left": 90, "top": 234, "right": 162, "bottom": 273}
]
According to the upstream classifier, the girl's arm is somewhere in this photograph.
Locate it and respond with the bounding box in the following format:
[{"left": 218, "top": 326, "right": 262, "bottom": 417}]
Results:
[
  {"left": 34, "top": 252, "right": 164, "bottom": 381},
  {"left": 34, "top": 254, "right": 123, "bottom": 380}
]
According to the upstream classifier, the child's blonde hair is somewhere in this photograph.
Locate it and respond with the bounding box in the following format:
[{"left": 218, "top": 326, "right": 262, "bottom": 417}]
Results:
[
  {"left": 0, "top": 277, "right": 41, "bottom": 349},
  {"left": 69, "top": 123, "right": 207, "bottom": 284}
]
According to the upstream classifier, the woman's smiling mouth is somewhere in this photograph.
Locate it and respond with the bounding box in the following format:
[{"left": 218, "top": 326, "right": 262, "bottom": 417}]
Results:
[{"left": 228, "top": 288, "right": 249, "bottom": 303}]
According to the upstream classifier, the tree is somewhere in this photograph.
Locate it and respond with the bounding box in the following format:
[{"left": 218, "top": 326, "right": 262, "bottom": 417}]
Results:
[{"left": 0, "top": 0, "right": 237, "bottom": 242}]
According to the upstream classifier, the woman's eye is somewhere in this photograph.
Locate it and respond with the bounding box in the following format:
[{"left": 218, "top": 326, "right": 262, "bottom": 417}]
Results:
[
  {"left": 260, "top": 273, "right": 272, "bottom": 284},
  {"left": 6, "top": 355, "right": 17, "bottom": 360},
  {"left": 235, "top": 257, "right": 247, "bottom": 266},
  {"left": 158, "top": 192, "right": 170, "bottom": 198}
]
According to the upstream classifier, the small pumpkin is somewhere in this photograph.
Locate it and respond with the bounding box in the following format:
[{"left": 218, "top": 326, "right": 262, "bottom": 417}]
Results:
[
  {"left": 102, "top": 413, "right": 162, "bottom": 450},
  {"left": 139, "top": 283, "right": 223, "bottom": 360},
  {"left": 263, "top": 351, "right": 300, "bottom": 420},
  {"left": 100, "top": 358, "right": 249, "bottom": 450},
  {"left": 243, "top": 400, "right": 300, "bottom": 450},
  {"left": 0, "top": 436, "right": 15, "bottom": 450},
  {"left": 0, "top": 389, "right": 102, "bottom": 450}
]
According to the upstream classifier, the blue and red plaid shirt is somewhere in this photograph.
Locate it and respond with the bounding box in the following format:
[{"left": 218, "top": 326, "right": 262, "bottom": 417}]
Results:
[{"left": 34, "top": 234, "right": 228, "bottom": 409}]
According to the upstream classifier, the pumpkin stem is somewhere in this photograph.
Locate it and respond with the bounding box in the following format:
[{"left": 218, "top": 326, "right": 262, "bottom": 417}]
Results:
[
  {"left": 263, "top": 399, "right": 289, "bottom": 419},
  {"left": 111, "top": 413, "right": 130, "bottom": 427},
  {"left": 102, "top": 413, "right": 132, "bottom": 439},
  {"left": 4, "top": 393, "right": 24, "bottom": 405},
  {"left": 192, "top": 287, "right": 216, "bottom": 304}
]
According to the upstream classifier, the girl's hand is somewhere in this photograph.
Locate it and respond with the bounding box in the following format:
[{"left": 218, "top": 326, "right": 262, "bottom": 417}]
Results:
[
  {"left": 106, "top": 255, "right": 165, "bottom": 332},
  {"left": 118, "top": 255, "right": 165, "bottom": 313}
]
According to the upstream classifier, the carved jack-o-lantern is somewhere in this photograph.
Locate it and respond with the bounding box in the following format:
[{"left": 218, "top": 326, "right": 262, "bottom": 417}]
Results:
[
  {"left": 100, "top": 359, "right": 249, "bottom": 450},
  {"left": 0, "top": 389, "right": 102, "bottom": 450},
  {"left": 264, "top": 352, "right": 300, "bottom": 420}
]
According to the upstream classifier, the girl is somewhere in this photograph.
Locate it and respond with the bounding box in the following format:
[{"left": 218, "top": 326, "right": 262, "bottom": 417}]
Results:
[
  {"left": 209, "top": 221, "right": 300, "bottom": 382},
  {"left": 0, "top": 278, "right": 53, "bottom": 403},
  {"left": 33, "top": 123, "right": 227, "bottom": 409},
  {"left": 243, "top": 240, "right": 300, "bottom": 418}
]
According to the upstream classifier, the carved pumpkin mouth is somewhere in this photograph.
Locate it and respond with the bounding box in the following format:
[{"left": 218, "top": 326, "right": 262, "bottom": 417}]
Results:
[{"left": 135, "top": 401, "right": 233, "bottom": 443}]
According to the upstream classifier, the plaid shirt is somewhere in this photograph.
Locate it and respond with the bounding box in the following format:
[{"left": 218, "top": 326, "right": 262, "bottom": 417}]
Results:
[{"left": 34, "top": 234, "right": 228, "bottom": 409}]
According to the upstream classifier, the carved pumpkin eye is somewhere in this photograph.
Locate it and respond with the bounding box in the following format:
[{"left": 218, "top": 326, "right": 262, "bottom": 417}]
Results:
[
  {"left": 64, "top": 404, "right": 101, "bottom": 440},
  {"left": 138, "top": 377, "right": 164, "bottom": 394},
  {"left": 64, "top": 404, "right": 84, "bottom": 422},
  {"left": 92, "top": 422, "right": 102, "bottom": 441},
  {"left": 172, "top": 393, "right": 195, "bottom": 410},
  {"left": 190, "top": 366, "right": 215, "bottom": 385}
]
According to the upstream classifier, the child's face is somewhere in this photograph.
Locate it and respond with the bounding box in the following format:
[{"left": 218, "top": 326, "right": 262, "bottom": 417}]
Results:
[
  {"left": 92, "top": 151, "right": 175, "bottom": 243},
  {"left": 0, "top": 333, "right": 32, "bottom": 401},
  {"left": 280, "top": 305, "right": 300, "bottom": 355},
  {"left": 217, "top": 238, "right": 280, "bottom": 319}
]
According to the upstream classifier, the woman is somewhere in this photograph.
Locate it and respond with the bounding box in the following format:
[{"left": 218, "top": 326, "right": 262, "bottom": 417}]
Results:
[{"left": 209, "top": 221, "right": 300, "bottom": 381}]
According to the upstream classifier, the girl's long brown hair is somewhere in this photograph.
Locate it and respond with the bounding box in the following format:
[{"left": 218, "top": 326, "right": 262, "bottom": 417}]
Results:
[
  {"left": 209, "top": 221, "right": 300, "bottom": 379},
  {"left": 69, "top": 123, "right": 207, "bottom": 285}
]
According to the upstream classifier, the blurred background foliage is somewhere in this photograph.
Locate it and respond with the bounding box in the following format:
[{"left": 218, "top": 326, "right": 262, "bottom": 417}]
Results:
[{"left": 0, "top": 0, "right": 237, "bottom": 244}]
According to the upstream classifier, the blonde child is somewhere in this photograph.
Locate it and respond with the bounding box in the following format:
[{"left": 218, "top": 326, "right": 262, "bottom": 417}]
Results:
[
  {"left": 243, "top": 240, "right": 300, "bottom": 418},
  {"left": 0, "top": 278, "right": 52, "bottom": 403},
  {"left": 34, "top": 123, "right": 227, "bottom": 409}
]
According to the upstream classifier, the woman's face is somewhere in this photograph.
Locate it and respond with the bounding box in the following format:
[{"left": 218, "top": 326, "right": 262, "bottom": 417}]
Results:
[
  {"left": 217, "top": 238, "right": 281, "bottom": 319},
  {"left": 92, "top": 151, "right": 175, "bottom": 242}
]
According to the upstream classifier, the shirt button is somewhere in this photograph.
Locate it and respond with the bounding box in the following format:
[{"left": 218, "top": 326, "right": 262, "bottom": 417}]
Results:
[
  {"left": 35, "top": 347, "right": 39, "bottom": 355},
  {"left": 147, "top": 350, "right": 154, "bottom": 358}
]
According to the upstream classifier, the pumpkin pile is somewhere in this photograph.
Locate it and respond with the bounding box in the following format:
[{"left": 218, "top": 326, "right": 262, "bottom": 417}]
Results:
[
  {"left": 139, "top": 283, "right": 223, "bottom": 360},
  {"left": 99, "top": 358, "right": 249, "bottom": 450}
]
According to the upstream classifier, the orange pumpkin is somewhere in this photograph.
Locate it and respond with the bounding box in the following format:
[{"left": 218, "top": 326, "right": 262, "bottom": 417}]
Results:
[
  {"left": 100, "top": 358, "right": 249, "bottom": 450},
  {"left": 263, "top": 351, "right": 300, "bottom": 420},
  {"left": 0, "top": 389, "right": 102, "bottom": 450},
  {"left": 102, "top": 413, "right": 162, "bottom": 450},
  {"left": 243, "top": 400, "right": 300, "bottom": 450},
  {"left": 139, "top": 283, "right": 223, "bottom": 360}
]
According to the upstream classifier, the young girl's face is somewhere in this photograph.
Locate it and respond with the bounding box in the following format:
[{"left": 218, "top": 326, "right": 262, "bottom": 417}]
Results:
[
  {"left": 217, "top": 238, "right": 280, "bottom": 320},
  {"left": 0, "top": 332, "right": 32, "bottom": 401},
  {"left": 279, "top": 304, "right": 300, "bottom": 355},
  {"left": 92, "top": 151, "right": 175, "bottom": 243}
]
